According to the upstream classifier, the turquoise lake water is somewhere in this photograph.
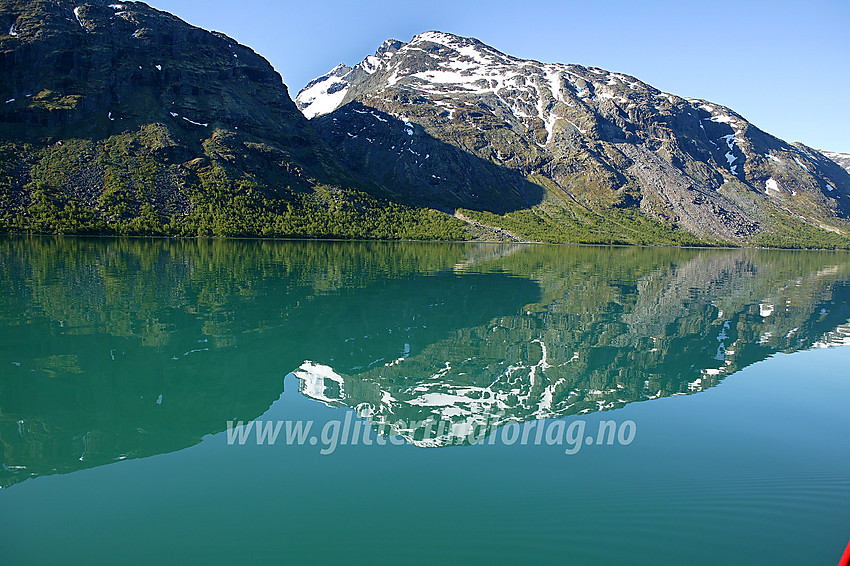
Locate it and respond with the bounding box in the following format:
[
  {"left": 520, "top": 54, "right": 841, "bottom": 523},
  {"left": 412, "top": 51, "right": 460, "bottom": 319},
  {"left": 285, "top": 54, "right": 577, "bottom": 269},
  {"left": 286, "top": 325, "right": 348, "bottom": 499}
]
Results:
[{"left": 1, "top": 237, "right": 849, "bottom": 565}]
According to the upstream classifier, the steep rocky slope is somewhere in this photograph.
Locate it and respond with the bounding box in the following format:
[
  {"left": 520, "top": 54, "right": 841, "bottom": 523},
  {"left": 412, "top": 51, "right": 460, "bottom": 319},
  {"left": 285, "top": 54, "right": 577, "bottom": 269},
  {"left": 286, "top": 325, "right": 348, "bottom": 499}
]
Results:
[
  {"left": 298, "top": 32, "right": 850, "bottom": 247},
  {"left": 0, "top": 1, "right": 465, "bottom": 238}
]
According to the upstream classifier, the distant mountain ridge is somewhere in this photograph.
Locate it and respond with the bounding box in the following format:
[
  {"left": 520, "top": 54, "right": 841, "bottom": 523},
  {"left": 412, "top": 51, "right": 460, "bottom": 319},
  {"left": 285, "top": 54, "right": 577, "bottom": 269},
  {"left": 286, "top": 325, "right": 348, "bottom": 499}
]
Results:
[{"left": 297, "top": 31, "right": 850, "bottom": 247}]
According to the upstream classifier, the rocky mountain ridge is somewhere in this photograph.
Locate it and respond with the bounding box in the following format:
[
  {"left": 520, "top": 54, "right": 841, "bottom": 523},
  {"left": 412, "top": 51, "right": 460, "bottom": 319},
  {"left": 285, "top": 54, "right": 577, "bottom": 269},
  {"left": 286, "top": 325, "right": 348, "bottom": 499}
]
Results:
[{"left": 298, "top": 31, "right": 850, "bottom": 247}]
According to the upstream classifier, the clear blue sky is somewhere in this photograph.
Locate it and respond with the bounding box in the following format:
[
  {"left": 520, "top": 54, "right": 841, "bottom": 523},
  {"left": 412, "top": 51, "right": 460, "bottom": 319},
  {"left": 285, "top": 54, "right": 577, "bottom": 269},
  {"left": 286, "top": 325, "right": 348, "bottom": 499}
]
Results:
[{"left": 151, "top": 0, "right": 849, "bottom": 153}]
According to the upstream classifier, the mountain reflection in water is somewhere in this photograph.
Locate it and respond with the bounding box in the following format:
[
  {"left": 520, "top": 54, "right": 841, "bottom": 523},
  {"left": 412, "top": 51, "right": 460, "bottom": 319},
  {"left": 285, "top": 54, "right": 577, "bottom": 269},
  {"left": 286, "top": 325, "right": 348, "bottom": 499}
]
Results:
[{"left": 2, "top": 237, "right": 850, "bottom": 486}]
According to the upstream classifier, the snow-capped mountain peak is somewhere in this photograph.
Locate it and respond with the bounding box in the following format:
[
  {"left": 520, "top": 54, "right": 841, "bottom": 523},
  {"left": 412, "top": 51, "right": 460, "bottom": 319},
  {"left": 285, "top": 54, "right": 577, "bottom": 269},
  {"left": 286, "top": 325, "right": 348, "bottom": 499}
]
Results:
[
  {"left": 296, "top": 30, "right": 662, "bottom": 143},
  {"left": 409, "top": 30, "right": 512, "bottom": 61},
  {"left": 295, "top": 63, "right": 353, "bottom": 119},
  {"left": 296, "top": 39, "right": 404, "bottom": 118},
  {"left": 296, "top": 32, "right": 850, "bottom": 245}
]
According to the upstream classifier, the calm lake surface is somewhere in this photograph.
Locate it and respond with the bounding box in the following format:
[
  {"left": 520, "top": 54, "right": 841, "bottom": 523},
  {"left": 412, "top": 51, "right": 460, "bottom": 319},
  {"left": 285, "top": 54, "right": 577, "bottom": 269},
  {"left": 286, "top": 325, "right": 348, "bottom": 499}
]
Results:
[{"left": 1, "top": 237, "right": 849, "bottom": 565}]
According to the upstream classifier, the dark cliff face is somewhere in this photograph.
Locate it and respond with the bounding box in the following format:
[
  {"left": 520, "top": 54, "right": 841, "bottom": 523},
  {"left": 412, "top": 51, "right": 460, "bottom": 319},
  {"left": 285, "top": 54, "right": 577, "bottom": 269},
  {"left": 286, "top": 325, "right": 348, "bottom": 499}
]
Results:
[
  {"left": 298, "top": 32, "right": 850, "bottom": 247},
  {"left": 1, "top": 0, "right": 307, "bottom": 140},
  {"left": 1, "top": 0, "right": 446, "bottom": 238}
]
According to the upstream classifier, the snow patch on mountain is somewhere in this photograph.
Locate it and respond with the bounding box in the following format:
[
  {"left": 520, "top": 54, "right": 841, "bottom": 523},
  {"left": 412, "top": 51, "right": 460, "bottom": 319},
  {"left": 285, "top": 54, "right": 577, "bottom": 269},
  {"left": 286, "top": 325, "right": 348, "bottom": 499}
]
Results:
[
  {"left": 296, "top": 64, "right": 352, "bottom": 119},
  {"left": 765, "top": 178, "right": 782, "bottom": 195},
  {"left": 296, "top": 40, "right": 403, "bottom": 119},
  {"left": 73, "top": 6, "right": 88, "bottom": 31}
]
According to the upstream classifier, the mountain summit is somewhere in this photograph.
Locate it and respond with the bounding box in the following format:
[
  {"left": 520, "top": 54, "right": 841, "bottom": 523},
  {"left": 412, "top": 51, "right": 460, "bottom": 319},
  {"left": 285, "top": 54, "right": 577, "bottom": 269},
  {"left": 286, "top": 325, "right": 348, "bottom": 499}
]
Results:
[{"left": 297, "top": 31, "right": 850, "bottom": 247}]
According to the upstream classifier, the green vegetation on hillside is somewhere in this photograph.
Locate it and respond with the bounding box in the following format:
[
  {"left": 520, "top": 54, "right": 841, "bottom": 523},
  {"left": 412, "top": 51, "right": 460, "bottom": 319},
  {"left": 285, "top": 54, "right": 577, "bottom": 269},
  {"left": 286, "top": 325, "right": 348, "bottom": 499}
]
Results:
[
  {"left": 749, "top": 210, "right": 850, "bottom": 250},
  {"left": 0, "top": 132, "right": 468, "bottom": 241},
  {"left": 0, "top": 180, "right": 469, "bottom": 241},
  {"left": 458, "top": 205, "right": 713, "bottom": 247}
]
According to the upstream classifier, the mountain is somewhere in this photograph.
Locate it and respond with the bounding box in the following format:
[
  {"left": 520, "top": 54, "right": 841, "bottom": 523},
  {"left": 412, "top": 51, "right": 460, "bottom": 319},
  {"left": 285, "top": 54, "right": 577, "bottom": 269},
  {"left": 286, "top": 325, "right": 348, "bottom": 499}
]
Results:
[
  {"left": 0, "top": 1, "right": 465, "bottom": 239},
  {"left": 297, "top": 32, "right": 850, "bottom": 248},
  {"left": 2, "top": 6, "right": 849, "bottom": 248}
]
